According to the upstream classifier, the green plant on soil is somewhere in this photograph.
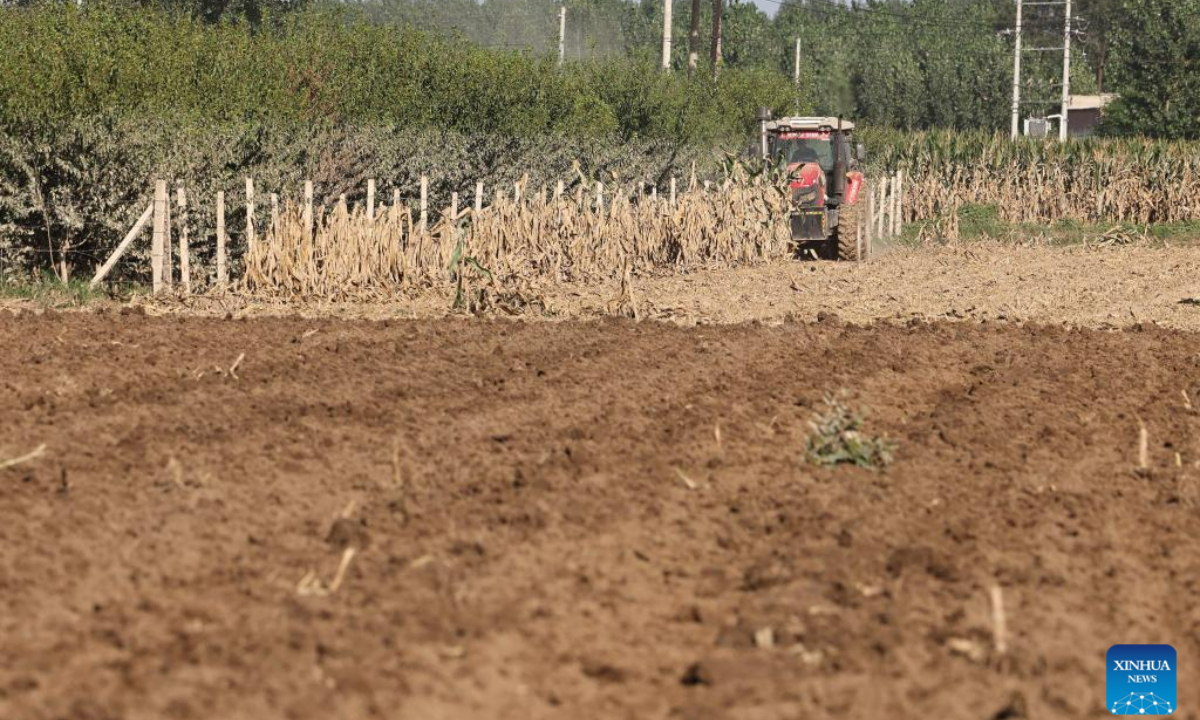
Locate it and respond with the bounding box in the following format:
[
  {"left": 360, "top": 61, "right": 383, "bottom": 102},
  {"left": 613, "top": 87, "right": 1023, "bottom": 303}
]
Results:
[
  {"left": 956, "top": 204, "right": 1005, "bottom": 239},
  {"left": 448, "top": 231, "right": 495, "bottom": 313},
  {"left": 896, "top": 205, "right": 1200, "bottom": 248},
  {"left": 804, "top": 398, "right": 896, "bottom": 469}
]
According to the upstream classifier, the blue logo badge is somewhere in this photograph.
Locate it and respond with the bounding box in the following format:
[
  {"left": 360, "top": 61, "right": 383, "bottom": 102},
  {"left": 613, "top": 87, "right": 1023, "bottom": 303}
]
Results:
[{"left": 1108, "top": 644, "right": 1177, "bottom": 715}]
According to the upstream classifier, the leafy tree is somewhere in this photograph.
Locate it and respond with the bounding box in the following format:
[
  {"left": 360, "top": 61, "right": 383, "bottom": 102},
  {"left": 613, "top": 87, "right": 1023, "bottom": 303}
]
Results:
[
  {"left": 854, "top": 24, "right": 925, "bottom": 129},
  {"left": 1, "top": 0, "right": 1169, "bottom": 135},
  {"left": 1075, "top": 0, "right": 1123, "bottom": 92},
  {"left": 1102, "top": 0, "right": 1200, "bottom": 138},
  {"left": 722, "top": 1, "right": 774, "bottom": 70}
]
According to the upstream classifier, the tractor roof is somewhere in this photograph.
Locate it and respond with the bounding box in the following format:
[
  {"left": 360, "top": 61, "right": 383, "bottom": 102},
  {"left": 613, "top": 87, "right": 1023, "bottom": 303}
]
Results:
[{"left": 766, "top": 116, "right": 855, "bottom": 132}]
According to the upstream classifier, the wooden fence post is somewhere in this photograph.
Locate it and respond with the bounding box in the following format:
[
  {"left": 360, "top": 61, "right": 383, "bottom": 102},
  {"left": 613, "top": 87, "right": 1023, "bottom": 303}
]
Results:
[
  {"left": 892, "top": 170, "right": 902, "bottom": 236},
  {"left": 670, "top": 177, "right": 677, "bottom": 205},
  {"left": 885, "top": 181, "right": 892, "bottom": 238},
  {"left": 866, "top": 179, "right": 875, "bottom": 257},
  {"left": 177, "top": 184, "right": 190, "bottom": 294},
  {"left": 245, "top": 177, "right": 256, "bottom": 256},
  {"left": 888, "top": 172, "right": 896, "bottom": 237},
  {"left": 894, "top": 170, "right": 904, "bottom": 237},
  {"left": 554, "top": 180, "right": 564, "bottom": 202},
  {"left": 596, "top": 181, "right": 604, "bottom": 215},
  {"left": 886, "top": 180, "right": 893, "bottom": 237},
  {"left": 876, "top": 183, "right": 886, "bottom": 239},
  {"left": 367, "top": 178, "right": 376, "bottom": 221},
  {"left": 451, "top": 192, "right": 459, "bottom": 222},
  {"left": 151, "top": 180, "right": 167, "bottom": 293},
  {"left": 419, "top": 176, "right": 428, "bottom": 234},
  {"left": 90, "top": 204, "right": 153, "bottom": 289},
  {"left": 216, "top": 191, "right": 227, "bottom": 286},
  {"left": 304, "top": 181, "right": 314, "bottom": 242},
  {"left": 475, "top": 182, "right": 485, "bottom": 214},
  {"left": 163, "top": 183, "right": 173, "bottom": 289}
]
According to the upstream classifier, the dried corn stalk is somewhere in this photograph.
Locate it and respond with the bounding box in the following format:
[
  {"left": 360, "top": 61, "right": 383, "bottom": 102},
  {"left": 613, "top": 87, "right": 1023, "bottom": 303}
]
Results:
[{"left": 244, "top": 179, "right": 793, "bottom": 299}]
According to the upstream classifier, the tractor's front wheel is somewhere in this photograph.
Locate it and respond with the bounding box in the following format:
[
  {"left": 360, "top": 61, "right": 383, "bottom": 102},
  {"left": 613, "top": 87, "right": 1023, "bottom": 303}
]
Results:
[{"left": 828, "top": 201, "right": 866, "bottom": 261}]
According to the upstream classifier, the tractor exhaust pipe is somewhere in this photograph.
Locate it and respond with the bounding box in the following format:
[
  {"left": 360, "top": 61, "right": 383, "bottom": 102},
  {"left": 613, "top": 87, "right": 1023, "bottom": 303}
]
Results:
[
  {"left": 756, "top": 106, "right": 773, "bottom": 162},
  {"left": 829, "top": 115, "right": 847, "bottom": 203}
]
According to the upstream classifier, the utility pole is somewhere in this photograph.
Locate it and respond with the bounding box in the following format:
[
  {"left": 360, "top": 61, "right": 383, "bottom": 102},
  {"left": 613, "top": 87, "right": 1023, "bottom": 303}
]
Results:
[
  {"left": 710, "top": 0, "right": 723, "bottom": 80},
  {"left": 662, "top": 0, "right": 673, "bottom": 71},
  {"left": 688, "top": 0, "right": 702, "bottom": 75},
  {"left": 558, "top": 5, "right": 567, "bottom": 66},
  {"left": 1010, "top": 0, "right": 1023, "bottom": 139},
  {"left": 1059, "top": 0, "right": 1073, "bottom": 142},
  {"left": 794, "top": 36, "right": 802, "bottom": 85}
]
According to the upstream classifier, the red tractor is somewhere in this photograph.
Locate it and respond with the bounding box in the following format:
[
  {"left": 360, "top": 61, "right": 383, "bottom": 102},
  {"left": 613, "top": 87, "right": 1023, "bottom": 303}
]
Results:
[{"left": 757, "top": 111, "right": 868, "bottom": 260}]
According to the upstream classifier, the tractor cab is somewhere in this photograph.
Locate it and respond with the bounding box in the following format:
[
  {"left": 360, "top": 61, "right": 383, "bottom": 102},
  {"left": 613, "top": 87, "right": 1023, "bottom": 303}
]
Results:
[
  {"left": 755, "top": 111, "right": 868, "bottom": 260},
  {"left": 760, "top": 115, "right": 863, "bottom": 187},
  {"left": 767, "top": 121, "right": 859, "bottom": 174}
]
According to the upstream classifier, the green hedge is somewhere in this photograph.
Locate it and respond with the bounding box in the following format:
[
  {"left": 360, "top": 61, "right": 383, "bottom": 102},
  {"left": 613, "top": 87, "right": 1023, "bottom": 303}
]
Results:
[{"left": 0, "top": 2, "right": 799, "bottom": 143}]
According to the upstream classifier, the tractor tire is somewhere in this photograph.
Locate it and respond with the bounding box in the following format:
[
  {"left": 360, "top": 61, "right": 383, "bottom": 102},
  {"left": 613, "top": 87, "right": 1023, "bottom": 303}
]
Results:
[{"left": 828, "top": 201, "right": 866, "bottom": 261}]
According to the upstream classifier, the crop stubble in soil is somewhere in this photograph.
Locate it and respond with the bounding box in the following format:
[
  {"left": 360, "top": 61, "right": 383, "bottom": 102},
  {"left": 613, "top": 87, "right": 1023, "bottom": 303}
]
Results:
[{"left": 1, "top": 312, "right": 1198, "bottom": 719}]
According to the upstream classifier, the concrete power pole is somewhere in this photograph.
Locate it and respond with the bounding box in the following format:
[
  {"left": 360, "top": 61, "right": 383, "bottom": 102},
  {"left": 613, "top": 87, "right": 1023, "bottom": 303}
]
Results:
[
  {"left": 794, "top": 37, "right": 802, "bottom": 85},
  {"left": 558, "top": 6, "right": 567, "bottom": 66},
  {"left": 1059, "top": 0, "right": 1073, "bottom": 142},
  {"left": 1010, "top": 0, "right": 1023, "bottom": 139},
  {"left": 662, "top": 0, "right": 673, "bottom": 71},
  {"left": 710, "top": 0, "right": 723, "bottom": 80}
]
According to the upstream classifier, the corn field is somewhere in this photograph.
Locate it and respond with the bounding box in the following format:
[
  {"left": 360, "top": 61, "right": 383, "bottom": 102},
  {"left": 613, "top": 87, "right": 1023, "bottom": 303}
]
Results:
[
  {"left": 863, "top": 129, "right": 1200, "bottom": 226},
  {"left": 91, "top": 131, "right": 1200, "bottom": 299},
  {"left": 244, "top": 180, "right": 792, "bottom": 299}
]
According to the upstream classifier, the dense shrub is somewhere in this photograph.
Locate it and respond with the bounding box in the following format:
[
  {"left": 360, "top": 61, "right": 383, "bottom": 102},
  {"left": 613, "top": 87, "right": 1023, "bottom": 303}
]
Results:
[{"left": 0, "top": 2, "right": 798, "bottom": 142}]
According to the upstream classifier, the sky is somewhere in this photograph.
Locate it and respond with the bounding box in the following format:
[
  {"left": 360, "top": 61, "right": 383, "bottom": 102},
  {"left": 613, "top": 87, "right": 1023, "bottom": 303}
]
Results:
[{"left": 749, "top": 0, "right": 781, "bottom": 16}]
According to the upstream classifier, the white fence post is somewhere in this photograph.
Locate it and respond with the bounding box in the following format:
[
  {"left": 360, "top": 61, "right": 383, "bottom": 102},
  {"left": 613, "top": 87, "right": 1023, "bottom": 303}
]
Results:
[
  {"left": 245, "top": 176, "right": 256, "bottom": 255},
  {"left": 304, "top": 181, "right": 314, "bottom": 242},
  {"left": 419, "top": 176, "right": 428, "bottom": 233},
  {"left": 177, "top": 184, "right": 190, "bottom": 294},
  {"left": 151, "top": 180, "right": 167, "bottom": 293},
  {"left": 216, "top": 191, "right": 227, "bottom": 286}
]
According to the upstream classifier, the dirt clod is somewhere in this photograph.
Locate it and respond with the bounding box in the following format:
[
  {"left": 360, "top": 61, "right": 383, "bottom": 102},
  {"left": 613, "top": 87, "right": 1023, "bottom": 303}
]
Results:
[
  {"left": 325, "top": 517, "right": 371, "bottom": 551},
  {"left": 680, "top": 662, "right": 714, "bottom": 687}
]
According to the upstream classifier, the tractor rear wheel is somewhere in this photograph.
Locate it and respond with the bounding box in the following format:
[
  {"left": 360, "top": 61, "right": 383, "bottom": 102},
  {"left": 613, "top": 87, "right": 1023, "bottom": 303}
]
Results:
[{"left": 828, "top": 201, "right": 865, "bottom": 261}]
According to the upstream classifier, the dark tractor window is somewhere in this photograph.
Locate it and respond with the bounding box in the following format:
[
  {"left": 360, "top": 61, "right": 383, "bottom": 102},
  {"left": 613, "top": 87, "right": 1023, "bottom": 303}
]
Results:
[{"left": 771, "top": 136, "right": 854, "bottom": 172}]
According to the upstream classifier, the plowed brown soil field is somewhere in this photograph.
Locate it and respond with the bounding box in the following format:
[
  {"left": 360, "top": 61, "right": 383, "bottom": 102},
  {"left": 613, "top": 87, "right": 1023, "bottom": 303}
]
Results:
[
  {"left": 2, "top": 308, "right": 1199, "bottom": 719},
  {"left": 158, "top": 243, "right": 1200, "bottom": 330}
]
